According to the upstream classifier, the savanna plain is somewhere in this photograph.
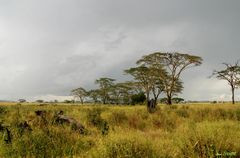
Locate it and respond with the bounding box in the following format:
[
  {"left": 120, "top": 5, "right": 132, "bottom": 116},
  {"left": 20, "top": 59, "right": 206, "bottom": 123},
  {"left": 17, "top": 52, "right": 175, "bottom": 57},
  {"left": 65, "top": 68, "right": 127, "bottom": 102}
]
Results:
[{"left": 0, "top": 102, "right": 240, "bottom": 158}]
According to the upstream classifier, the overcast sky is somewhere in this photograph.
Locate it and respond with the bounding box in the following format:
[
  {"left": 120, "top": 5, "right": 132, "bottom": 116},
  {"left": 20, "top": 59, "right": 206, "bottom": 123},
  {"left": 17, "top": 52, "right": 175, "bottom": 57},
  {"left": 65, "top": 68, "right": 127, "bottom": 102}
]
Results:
[{"left": 0, "top": 0, "right": 240, "bottom": 101}]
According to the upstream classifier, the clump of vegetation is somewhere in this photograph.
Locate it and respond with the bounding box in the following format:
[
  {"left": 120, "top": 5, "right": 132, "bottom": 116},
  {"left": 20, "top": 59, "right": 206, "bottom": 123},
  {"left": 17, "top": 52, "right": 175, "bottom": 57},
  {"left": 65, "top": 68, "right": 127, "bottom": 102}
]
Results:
[
  {"left": 0, "top": 106, "right": 7, "bottom": 115},
  {"left": 131, "top": 92, "right": 146, "bottom": 105},
  {"left": 86, "top": 107, "right": 109, "bottom": 135}
]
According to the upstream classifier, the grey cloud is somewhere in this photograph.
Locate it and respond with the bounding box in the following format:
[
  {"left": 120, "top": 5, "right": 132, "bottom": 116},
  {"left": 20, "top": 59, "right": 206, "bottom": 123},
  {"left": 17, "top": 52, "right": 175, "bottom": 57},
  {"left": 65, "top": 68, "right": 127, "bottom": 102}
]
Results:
[{"left": 0, "top": 0, "right": 240, "bottom": 101}]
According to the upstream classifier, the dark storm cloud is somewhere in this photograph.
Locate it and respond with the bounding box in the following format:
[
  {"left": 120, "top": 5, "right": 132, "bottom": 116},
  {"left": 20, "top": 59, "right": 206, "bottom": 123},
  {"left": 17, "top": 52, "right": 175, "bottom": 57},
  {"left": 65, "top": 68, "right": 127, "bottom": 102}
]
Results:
[{"left": 0, "top": 0, "right": 240, "bottom": 101}]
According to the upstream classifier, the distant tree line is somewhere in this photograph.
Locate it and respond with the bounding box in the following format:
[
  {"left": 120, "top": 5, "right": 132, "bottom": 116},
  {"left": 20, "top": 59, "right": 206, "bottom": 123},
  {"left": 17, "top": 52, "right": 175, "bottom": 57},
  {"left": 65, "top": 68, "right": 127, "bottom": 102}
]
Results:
[
  {"left": 71, "top": 78, "right": 146, "bottom": 105},
  {"left": 17, "top": 53, "right": 240, "bottom": 108},
  {"left": 72, "top": 52, "right": 203, "bottom": 112}
]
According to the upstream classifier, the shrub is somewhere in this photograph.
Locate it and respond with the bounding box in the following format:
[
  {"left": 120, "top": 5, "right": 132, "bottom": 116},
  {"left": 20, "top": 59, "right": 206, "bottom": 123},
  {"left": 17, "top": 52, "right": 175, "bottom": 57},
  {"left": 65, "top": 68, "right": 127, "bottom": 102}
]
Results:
[
  {"left": 86, "top": 108, "right": 103, "bottom": 126},
  {"left": 131, "top": 92, "right": 146, "bottom": 105},
  {"left": 0, "top": 107, "right": 7, "bottom": 115},
  {"left": 86, "top": 108, "right": 109, "bottom": 135}
]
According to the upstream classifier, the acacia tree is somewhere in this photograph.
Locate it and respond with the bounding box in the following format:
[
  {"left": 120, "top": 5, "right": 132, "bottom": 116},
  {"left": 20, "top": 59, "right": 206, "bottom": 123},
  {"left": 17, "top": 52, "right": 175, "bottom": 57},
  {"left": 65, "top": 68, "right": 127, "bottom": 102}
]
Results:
[
  {"left": 125, "top": 66, "right": 151, "bottom": 102},
  {"left": 162, "top": 75, "right": 183, "bottom": 104},
  {"left": 122, "top": 81, "right": 143, "bottom": 94},
  {"left": 87, "top": 89, "right": 100, "bottom": 103},
  {"left": 137, "top": 52, "right": 202, "bottom": 105},
  {"left": 125, "top": 66, "right": 164, "bottom": 102},
  {"left": 109, "top": 82, "right": 134, "bottom": 104},
  {"left": 125, "top": 65, "right": 166, "bottom": 112},
  {"left": 212, "top": 62, "right": 240, "bottom": 104},
  {"left": 71, "top": 87, "right": 87, "bottom": 104},
  {"left": 172, "top": 97, "right": 184, "bottom": 104},
  {"left": 95, "top": 77, "right": 115, "bottom": 104}
]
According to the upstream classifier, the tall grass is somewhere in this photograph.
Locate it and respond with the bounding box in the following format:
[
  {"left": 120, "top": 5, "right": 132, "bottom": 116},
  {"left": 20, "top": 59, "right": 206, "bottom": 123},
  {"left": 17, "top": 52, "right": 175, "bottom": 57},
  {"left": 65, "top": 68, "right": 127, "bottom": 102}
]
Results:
[{"left": 0, "top": 102, "right": 239, "bottom": 157}]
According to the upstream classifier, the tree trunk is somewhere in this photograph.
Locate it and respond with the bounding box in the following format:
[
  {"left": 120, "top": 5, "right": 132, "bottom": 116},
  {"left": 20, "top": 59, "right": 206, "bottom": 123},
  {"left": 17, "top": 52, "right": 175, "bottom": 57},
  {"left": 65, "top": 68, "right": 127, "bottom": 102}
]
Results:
[
  {"left": 154, "top": 96, "right": 158, "bottom": 105},
  {"left": 231, "top": 85, "right": 235, "bottom": 104},
  {"left": 167, "top": 94, "right": 172, "bottom": 105},
  {"left": 146, "top": 91, "right": 156, "bottom": 113},
  {"left": 152, "top": 89, "right": 160, "bottom": 106},
  {"left": 80, "top": 99, "right": 84, "bottom": 104},
  {"left": 103, "top": 97, "right": 106, "bottom": 104},
  {"left": 147, "top": 99, "right": 156, "bottom": 113}
]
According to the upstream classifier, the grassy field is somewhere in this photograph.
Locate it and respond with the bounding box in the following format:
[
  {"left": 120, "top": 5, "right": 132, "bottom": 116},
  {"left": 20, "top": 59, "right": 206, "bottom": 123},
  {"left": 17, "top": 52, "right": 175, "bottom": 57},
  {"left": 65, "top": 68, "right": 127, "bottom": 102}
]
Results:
[{"left": 0, "top": 102, "right": 240, "bottom": 158}]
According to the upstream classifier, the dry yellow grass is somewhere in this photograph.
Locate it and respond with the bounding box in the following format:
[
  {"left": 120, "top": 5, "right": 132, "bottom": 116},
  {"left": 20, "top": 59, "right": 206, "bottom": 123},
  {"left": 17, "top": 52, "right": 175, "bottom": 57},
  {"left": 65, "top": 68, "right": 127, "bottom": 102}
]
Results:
[{"left": 0, "top": 102, "right": 239, "bottom": 157}]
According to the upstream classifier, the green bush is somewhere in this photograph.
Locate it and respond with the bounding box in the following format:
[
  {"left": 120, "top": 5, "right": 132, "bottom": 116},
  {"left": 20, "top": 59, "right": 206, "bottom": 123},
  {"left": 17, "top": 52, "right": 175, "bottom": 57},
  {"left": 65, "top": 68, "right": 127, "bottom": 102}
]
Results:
[
  {"left": 131, "top": 92, "right": 146, "bottom": 105},
  {"left": 86, "top": 108, "right": 103, "bottom": 126}
]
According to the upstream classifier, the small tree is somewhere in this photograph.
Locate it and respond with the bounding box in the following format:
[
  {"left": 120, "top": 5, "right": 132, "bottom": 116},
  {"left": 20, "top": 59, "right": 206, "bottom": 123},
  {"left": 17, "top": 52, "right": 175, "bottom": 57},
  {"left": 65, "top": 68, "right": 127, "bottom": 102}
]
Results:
[
  {"left": 212, "top": 62, "right": 240, "bottom": 104},
  {"left": 172, "top": 97, "right": 184, "bottom": 104},
  {"left": 125, "top": 66, "right": 152, "bottom": 102},
  {"left": 109, "top": 82, "right": 133, "bottom": 104},
  {"left": 88, "top": 89, "right": 100, "bottom": 104},
  {"left": 71, "top": 87, "right": 87, "bottom": 104},
  {"left": 125, "top": 65, "right": 166, "bottom": 112},
  {"left": 95, "top": 77, "right": 115, "bottom": 104}
]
